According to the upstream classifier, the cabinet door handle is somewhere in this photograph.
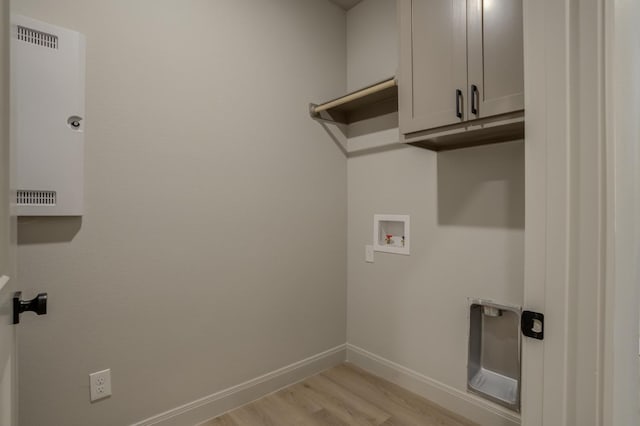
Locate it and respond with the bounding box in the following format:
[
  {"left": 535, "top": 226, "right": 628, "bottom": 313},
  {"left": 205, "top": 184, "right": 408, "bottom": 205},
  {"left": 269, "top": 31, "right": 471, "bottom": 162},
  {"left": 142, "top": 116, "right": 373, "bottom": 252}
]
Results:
[
  {"left": 471, "top": 84, "right": 479, "bottom": 116},
  {"left": 455, "top": 89, "right": 463, "bottom": 119}
]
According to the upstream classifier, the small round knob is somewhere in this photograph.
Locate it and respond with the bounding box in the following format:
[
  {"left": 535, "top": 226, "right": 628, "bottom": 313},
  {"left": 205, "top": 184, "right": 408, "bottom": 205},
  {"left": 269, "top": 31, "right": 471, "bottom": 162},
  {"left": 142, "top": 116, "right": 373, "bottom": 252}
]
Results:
[
  {"left": 67, "top": 116, "right": 83, "bottom": 130},
  {"left": 34, "top": 293, "right": 48, "bottom": 316}
]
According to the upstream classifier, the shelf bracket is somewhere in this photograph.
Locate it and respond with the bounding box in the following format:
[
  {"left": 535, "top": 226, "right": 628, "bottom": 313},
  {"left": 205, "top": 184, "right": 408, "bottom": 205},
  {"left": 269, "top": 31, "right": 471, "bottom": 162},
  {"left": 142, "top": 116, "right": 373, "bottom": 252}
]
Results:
[{"left": 309, "top": 103, "right": 343, "bottom": 125}]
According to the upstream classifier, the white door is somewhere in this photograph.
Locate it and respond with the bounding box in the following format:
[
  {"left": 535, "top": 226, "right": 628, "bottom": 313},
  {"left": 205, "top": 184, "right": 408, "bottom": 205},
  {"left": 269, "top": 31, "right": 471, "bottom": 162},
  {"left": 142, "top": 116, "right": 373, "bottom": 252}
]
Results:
[{"left": 0, "top": 0, "right": 17, "bottom": 425}]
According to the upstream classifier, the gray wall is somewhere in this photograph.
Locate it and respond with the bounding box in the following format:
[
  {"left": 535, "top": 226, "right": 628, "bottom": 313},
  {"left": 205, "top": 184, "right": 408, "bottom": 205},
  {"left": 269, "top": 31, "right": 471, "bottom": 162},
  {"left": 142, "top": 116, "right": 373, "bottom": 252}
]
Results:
[
  {"left": 345, "top": 0, "right": 399, "bottom": 151},
  {"left": 346, "top": 0, "right": 524, "bottom": 395},
  {"left": 346, "top": 0, "right": 397, "bottom": 91},
  {"left": 12, "top": 1, "right": 347, "bottom": 425}
]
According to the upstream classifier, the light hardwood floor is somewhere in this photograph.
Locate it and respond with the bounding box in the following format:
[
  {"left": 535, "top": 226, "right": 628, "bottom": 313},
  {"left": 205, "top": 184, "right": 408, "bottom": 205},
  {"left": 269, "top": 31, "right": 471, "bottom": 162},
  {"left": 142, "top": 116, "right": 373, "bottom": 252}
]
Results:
[{"left": 198, "top": 363, "right": 477, "bottom": 426}]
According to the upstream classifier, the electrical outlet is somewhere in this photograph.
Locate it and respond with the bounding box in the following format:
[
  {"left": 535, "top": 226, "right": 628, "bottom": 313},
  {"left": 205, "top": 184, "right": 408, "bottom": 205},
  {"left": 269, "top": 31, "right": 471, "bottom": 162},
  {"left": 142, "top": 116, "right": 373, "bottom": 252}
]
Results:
[
  {"left": 90, "top": 369, "right": 112, "bottom": 402},
  {"left": 365, "top": 245, "right": 374, "bottom": 263}
]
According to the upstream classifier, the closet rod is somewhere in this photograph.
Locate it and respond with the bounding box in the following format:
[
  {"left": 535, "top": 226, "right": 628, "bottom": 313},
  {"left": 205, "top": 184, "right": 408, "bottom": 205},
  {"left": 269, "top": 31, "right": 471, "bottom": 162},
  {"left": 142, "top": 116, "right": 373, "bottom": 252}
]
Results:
[{"left": 311, "top": 77, "right": 397, "bottom": 115}]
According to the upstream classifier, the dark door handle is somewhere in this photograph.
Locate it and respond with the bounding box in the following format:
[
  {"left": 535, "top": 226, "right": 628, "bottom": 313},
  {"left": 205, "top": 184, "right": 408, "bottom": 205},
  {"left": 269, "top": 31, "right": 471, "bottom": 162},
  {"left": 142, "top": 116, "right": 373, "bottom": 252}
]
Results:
[
  {"left": 13, "top": 291, "right": 48, "bottom": 324},
  {"left": 455, "top": 89, "right": 463, "bottom": 119},
  {"left": 471, "top": 84, "right": 479, "bottom": 116}
]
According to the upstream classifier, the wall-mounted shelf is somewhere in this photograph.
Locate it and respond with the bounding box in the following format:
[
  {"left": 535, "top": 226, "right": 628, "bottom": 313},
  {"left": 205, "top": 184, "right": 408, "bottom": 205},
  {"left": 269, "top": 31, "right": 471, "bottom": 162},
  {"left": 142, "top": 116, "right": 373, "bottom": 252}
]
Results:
[
  {"left": 401, "top": 112, "right": 524, "bottom": 152},
  {"left": 310, "top": 77, "right": 398, "bottom": 125}
]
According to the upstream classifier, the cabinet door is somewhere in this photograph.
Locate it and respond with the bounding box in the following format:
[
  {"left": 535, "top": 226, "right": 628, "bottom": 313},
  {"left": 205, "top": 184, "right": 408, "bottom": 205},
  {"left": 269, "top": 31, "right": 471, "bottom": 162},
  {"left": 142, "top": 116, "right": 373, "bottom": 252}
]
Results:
[
  {"left": 467, "top": 0, "right": 524, "bottom": 119},
  {"left": 399, "top": 0, "right": 468, "bottom": 134}
]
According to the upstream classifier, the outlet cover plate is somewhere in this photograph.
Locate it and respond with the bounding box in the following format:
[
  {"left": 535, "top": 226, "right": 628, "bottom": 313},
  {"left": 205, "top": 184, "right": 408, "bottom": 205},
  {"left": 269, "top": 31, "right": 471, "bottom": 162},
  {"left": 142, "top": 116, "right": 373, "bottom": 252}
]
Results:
[
  {"left": 365, "top": 245, "right": 374, "bottom": 263},
  {"left": 90, "top": 369, "right": 112, "bottom": 402}
]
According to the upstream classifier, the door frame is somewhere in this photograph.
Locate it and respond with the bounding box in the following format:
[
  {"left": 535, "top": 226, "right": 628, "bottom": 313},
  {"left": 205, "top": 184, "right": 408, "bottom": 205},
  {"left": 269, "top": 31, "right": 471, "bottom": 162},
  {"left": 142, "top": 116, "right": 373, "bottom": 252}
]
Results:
[
  {"left": 0, "top": 0, "right": 17, "bottom": 425},
  {"left": 523, "top": 0, "right": 640, "bottom": 425},
  {"left": 602, "top": 0, "right": 640, "bottom": 424},
  {"left": 521, "top": 0, "right": 573, "bottom": 422}
]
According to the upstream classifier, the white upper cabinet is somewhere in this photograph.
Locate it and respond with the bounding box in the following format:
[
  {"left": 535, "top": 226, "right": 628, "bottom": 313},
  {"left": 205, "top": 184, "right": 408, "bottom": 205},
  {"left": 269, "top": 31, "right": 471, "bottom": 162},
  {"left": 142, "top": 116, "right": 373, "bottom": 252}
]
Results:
[
  {"left": 399, "top": 0, "right": 468, "bottom": 133},
  {"left": 467, "top": 0, "right": 524, "bottom": 119},
  {"left": 399, "top": 0, "right": 524, "bottom": 136}
]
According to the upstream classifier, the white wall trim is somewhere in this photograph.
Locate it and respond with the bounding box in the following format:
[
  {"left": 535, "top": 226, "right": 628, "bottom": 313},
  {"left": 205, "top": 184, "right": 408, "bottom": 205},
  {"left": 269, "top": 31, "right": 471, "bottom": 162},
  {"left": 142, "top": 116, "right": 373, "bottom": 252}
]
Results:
[
  {"left": 131, "top": 344, "right": 347, "bottom": 426},
  {"left": 602, "top": 0, "right": 640, "bottom": 423},
  {"left": 346, "top": 344, "right": 520, "bottom": 426},
  {"left": 130, "top": 343, "right": 523, "bottom": 426}
]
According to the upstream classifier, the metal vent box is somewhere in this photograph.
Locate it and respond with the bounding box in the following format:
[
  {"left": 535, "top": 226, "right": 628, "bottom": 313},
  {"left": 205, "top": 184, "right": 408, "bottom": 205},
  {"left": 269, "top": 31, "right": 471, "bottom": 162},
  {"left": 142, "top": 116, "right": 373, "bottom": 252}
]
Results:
[
  {"left": 468, "top": 300, "right": 522, "bottom": 412},
  {"left": 11, "top": 15, "right": 85, "bottom": 216}
]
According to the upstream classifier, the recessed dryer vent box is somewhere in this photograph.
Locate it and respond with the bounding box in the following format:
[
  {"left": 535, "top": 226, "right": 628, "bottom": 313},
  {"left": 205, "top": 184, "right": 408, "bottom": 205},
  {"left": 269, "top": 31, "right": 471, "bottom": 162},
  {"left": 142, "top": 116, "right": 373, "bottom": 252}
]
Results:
[
  {"left": 11, "top": 15, "right": 86, "bottom": 216},
  {"left": 468, "top": 299, "right": 522, "bottom": 412},
  {"left": 373, "top": 214, "right": 410, "bottom": 255}
]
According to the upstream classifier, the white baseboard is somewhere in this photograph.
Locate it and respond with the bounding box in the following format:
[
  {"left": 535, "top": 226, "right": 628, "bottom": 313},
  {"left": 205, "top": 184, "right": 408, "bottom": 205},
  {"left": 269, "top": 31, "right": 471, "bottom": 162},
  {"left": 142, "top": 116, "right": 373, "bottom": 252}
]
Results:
[
  {"left": 346, "top": 343, "right": 521, "bottom": 426},
  {"left": 131, "top": 344, "right": 347, "bottom": 426},
  {"left": 132, "top": 343, "right": 520, "bottom": 426}
]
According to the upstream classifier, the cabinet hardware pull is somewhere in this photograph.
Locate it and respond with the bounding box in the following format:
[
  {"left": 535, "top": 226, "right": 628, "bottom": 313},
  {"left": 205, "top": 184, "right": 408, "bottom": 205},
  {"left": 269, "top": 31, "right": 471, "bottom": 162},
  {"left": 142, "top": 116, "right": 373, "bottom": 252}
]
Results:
[
  {"left": 456, "top": 89, "right": 463, "bottom": 119},
  {"left": 471, "top": 84, "right": 479, "bottom": 115}
]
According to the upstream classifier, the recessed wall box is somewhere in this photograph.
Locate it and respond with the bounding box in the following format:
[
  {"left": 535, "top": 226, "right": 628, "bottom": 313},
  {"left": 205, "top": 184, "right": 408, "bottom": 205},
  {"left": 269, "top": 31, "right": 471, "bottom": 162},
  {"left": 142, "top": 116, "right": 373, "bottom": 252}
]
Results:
[
  {"left": 468, "top": 299, "right": 522, "bottom": 412},
  {"left": 373, "top": 214, "right": 410, "bottom": 255},
  {"left": 11, "top": 15, "right": 86, "bottom": 216}
]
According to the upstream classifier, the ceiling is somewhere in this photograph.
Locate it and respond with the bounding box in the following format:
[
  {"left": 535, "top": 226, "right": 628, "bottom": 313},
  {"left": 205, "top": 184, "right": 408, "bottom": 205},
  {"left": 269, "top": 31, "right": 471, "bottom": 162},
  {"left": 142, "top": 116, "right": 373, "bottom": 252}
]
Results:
[{"left": 328, "top": 0, "right": 363, "bottom": 10}]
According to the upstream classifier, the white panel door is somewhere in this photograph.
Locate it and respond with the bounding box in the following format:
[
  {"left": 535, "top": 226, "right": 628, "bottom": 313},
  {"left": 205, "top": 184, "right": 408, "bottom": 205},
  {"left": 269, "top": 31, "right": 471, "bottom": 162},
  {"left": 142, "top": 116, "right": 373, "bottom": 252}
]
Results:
[{"left": 0, "top": 0, "right": 17, "bottom": 424}]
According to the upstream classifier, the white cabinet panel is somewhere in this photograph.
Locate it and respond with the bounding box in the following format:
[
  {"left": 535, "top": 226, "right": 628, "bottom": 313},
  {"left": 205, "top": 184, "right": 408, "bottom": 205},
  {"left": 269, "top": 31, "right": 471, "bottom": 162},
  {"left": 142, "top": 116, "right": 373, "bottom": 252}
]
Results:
[
  {"left": 399, "top": 0, "right": 468, "bottom": 134},
  {"left": 468, "top": 0, "right": 524, "bottom": 119}
]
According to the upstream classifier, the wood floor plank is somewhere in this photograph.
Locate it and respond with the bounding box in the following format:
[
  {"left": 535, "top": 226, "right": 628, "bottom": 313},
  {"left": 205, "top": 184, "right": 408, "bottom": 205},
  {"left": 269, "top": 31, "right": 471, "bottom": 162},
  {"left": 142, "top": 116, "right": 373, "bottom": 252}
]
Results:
[
  {"left": 201, "top": 363, "right": 478, "bottom": 426},
  {"left": 321, "top": 366, "right": 433, "bottom": 426},
  {"left": 276, "top": 384, "right": 324, "bottom": 414},
  {"left": 276, "top": 384, "right": 353, "bottom": 425},
  {"left": 379, "top": 419, "right": 403, "bottom": 426},
  {"left": 304, "top": 374, "right": 391, "bottom": 424},
  {"left": 343, "top": 364, "right": 477, "bottom": 426},
  {"left": 311, "top": 408, "right": 352, "bottom": 426},
  {"left": 198, "top": 414, "right": 239, "bottom": 426},
  {"left": 322, "top": 364, "right": 476, "bottom": 426},
  {"left": 288, "top": 378, "right": 388, "bottom": 426},
  {"left": 328, "top": 365, "right": 462, "bottom": 426},
  {"left": 227, "top": 401, "right": 279, "bottom": 426},
  {"left": 257, "top": 393, "right": 327, "bottom": 426}
]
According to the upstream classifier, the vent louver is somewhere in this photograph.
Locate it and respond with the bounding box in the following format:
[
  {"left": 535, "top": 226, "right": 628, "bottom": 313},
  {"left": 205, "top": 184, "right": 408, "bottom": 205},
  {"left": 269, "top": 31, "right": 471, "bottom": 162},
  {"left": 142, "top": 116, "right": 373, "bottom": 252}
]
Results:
[
  {"left": 17, "top": 190, "right": 57, "bottom": 206},
  {"left": 17, "top": 25, "right": 58, "bottom": 49}
]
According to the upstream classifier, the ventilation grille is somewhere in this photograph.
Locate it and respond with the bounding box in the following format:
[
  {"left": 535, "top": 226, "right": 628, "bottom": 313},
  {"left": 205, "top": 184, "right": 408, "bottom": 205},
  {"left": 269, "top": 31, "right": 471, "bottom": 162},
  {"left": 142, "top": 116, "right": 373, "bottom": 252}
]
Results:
[
  {"left": 16, "top": 25, "right": 58, "bottom": 49},
  {"left": 17, "top": 190, "right": 57, "bottom": 206}
]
